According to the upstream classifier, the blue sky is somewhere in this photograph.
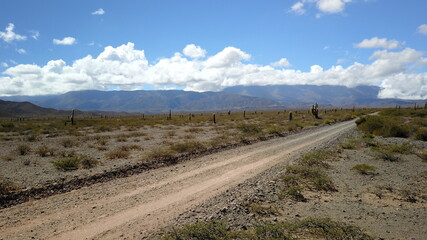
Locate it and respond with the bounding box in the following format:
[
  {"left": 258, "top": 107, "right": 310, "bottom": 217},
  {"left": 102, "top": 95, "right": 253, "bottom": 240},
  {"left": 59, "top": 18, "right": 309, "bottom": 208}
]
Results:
[{"left": 0, "top": 0, "right": 426, "bottom": 99}]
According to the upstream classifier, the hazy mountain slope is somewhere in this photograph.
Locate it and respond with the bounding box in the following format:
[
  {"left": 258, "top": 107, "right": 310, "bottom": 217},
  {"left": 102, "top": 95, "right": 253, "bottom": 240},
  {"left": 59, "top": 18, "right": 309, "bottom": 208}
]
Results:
[
  {"left": 0, "top": 100, "right": 70, "bottom": 118},
  {"left": 222, "top": 85, "right": 382, "bottom": 105},
  {"left": 1, "top": 90, "right": 282, "bottom": 113}
]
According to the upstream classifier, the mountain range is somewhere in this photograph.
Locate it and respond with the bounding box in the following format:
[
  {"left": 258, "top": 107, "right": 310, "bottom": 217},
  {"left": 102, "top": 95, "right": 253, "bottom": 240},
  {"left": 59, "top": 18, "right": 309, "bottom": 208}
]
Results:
[{"left": 1, "top": 85, "right": 424, "bottom": 114}]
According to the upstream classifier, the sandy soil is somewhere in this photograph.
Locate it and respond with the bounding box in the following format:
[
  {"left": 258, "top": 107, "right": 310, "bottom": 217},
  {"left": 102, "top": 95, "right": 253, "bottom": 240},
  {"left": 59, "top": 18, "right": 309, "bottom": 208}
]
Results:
[{"left": 0, "top": 120, "right": 355, "bottom": 239}]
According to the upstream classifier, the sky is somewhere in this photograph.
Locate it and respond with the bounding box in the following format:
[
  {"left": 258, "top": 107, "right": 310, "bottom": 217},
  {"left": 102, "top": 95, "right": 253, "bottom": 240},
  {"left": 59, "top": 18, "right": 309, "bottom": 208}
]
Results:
[{"left": 0, "top": 0, "right": 426, "bottom": 99}]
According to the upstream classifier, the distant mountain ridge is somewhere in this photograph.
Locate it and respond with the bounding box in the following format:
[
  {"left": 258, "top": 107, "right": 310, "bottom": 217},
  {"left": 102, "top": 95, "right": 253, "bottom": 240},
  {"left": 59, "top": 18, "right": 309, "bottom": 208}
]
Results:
[
  {"left": 1, "top": 85, "right": 424, "bottom": 114},
  {"left": 0, "top": 90, "right": 282, "bottom": 113},
  {"left": 223, "top": 85, "right": 382, "bottom": 105},
  {"left": 0, "top": 100, "right": 131, "bottom": 118}
]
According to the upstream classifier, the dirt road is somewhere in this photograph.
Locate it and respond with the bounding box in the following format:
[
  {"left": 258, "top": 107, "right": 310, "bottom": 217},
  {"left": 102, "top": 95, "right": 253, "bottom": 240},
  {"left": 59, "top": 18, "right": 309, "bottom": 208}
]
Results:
[{"left": 0, "top": 120, "right": 356, "bottom": 240}]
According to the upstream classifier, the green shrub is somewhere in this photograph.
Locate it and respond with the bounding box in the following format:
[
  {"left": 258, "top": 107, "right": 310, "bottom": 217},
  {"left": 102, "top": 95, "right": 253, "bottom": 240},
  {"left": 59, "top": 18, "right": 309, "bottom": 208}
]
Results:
[
  {"left": 295, "top": 217, "right": 374, "bottom": 240},
  {"left": 106, "top": 148, "right": 130, "bottom": 159},
  {"left": 246, "top": 202, "right": 279, "bottom": 216},
  {"left": 237, "top": 123, "right": 262, "bottom": 135},
  {"left": 323, "top": 119, "right": 335, "bottom": 124},
  {"left": 162, "top": 218, "right": 373, "bottom": 240},
  {"left": 377, "top": 151, "right": 399, "bottom": 162},
  {"left": 51, "top": 157, "right": 80, "bottom": 171},
  {"left": 142, "top": 147, "right": 176, "bottom": 161},
  {"left": 79, "top": 155, "right": 99, "bottom": 169},
  {"left": 340, "top": 137, "right": 363, "bottom": 149},
  {"left": 415, "top": 128, "right": 427, "bottom": 141},
  {"left": 15, "top": 144, "right": 31, "bottom": 155},
  {"left": 300, "top": 149, "right": 332, "bottom": 168},
  {"left": 351, "top": 164, "right": 377, "bottom": 175},
  {"left": 170, "top": 141, "right": 205, "bottom": 153},
  {"left": 266, "top": 125, "right": 285, "bottom": 135},
  {"left": 163, "top": 221, "right": 232, "bottom": 240},
  {"left": 285, "top": 186, "right": 306, "bottom": 202},
  {"left": 385, "top": 144, "right": 413, "bottom": 154},
  {"left": 286, "top": 165, "right": 335, "bottom": 191}
]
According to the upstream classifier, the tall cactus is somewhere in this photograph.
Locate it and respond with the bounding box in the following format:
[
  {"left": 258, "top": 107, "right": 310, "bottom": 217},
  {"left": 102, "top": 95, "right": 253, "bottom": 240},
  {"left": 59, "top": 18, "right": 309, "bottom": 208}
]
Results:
[
  {"left": 311, "top": 103, "right": 319, "bottom": 119},
  {"left": 70, "top": 109, "right": 75, "bottom": 125},
  {"left": 212, "top": 113, "right": 216, "bottom": 124},
  {"left": 289, "top": 111, "right": 293, "bottom": 121}
]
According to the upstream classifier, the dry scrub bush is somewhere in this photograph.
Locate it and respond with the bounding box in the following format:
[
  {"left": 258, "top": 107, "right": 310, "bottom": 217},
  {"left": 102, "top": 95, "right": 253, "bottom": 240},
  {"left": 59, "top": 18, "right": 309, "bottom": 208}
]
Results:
[
  {"left": 15, "top": 144, "right": 31, "bottom": 155},
  {"left": 61, "top": 138, "right": 79, "bottom": 148},
  {"left": 0, "top": 176, "right": 19, "bottom": 194},
  {"left": 351, "top": 164, "right": 377, "bottom": 175},
  {"left": 36, "top": 145, "right": 56, "bottom": 157}
]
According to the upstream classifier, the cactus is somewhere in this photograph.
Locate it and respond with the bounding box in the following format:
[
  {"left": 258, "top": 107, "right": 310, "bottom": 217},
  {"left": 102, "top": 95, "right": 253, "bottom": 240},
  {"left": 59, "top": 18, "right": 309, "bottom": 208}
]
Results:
[
  {"left": 243, "top": 111, "right": 246, "bottom": 119},
  {"left": 167, "top": 109, "right": 172, "bottom": 120},
  {"left": 352, "top": 105, "right": 355, "bottom": 113},
  {"left": 228, "top": 110, "right": 231, "bottom": 116},
  {"left": 71, "top": 109, "right": 75, "bottom": 125},
  {"left": 414, "top": 103, "right": 417, "bottom": 110},
  {"left": 289, "top": 111, "right": 293, "bottom": 121},
  {"left": 311, "top": 103, "right": 319, "bottom": 119},
  {"left": 189, "top": 113, "right": 192, "bottom": 121},
  {"left": 212, "top": 113, "right": 216, "bottom": 124}
]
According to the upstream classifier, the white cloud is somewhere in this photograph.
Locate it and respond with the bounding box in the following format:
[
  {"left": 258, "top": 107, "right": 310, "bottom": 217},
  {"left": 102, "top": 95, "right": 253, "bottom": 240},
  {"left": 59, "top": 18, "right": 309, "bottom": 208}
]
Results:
[
  {"left": 1, "top": 62, "right": 8, "bottom": 68},
  {"left": 92, "top": 8, "right": 105, "bottom": 15},
  {"left": 418, "top": 24, "right": 427, "bottom": 35},
  {"left": 290, "top": 0, "right": 354, "bottom": 16},
  {"left": 30, "top": 30, "right": 40, "bottom": 40},
  {"left": 290, "top": 2, "right": 306, "bottom": 15},
  {"left": 182, "top": 44, "right": 207, "bottom": 58},
  {"left": 317, "top": 0, "right": 351, "bottom": 13},
  {"left": 0, "top": 43, "right": 426, "bottom": 99},
  {"left": 16, "top": 48, "right": 26, "bottom": 54},
  {"left": 355, "top": 37, "right": 402, "bottom": 49},
  {"left": 271, "top": 58, "right": 291, "bottom": 67},
  {"left": 205, "top": 47, "right": 250, "bottom": 68},
  {"left": 53, "top": 37, "right": 76, "bottom": 45},
  {"left": 0, "top": 23, "right": 27, "bottom": 43}
]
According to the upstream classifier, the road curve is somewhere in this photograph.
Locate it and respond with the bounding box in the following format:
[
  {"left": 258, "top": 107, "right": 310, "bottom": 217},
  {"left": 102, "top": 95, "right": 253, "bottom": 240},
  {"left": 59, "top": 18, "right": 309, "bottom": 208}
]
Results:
[{"left": 0, "top": 120, "right": 356, "bottom": 240}]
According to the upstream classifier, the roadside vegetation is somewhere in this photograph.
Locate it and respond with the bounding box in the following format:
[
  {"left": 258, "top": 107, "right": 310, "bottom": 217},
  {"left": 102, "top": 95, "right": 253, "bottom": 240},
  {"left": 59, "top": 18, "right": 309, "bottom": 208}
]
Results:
[
  {"left": 162, "top": 218, "right": 373, "bottom": 240},
  {"left": 356, "top": 108, "right": 427, "bottom": 140}
]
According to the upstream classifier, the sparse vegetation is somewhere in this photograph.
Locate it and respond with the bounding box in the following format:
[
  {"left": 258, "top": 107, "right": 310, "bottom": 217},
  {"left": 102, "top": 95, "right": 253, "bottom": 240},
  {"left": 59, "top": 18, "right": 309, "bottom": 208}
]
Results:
[
  {"left": 351, "top": 164, "right": 377, "bottom": 175},
  {"left": 162, "top": 218, "right": 373, "bottom": 240},
  {"left": 237, "top": 123, "right": 262, "bottom": 136},
  {"left": 340, "top": 137, "right": 362, "bottom": 149},
  {"left": 15, "top": 144, "right": 31, "bottom": 155},
  {"left": 245, "top": 202, "right": 279, "bottom": 216},
  {"left": 51, "top": 157, "right": 80, "bottom": 171},
  {"left": 61, "top": 138, "right": 79, "bottom": 148},
  {"left": 36, "top": 145, "right": 56, "bottom": 157},
  {"left": 170, "top": 141, "right": 205, "bottom": 153},
  {"left": 106, "top": 147, "right": 131, "bottom": 159},
  {"left": 142, "top": 147, "right": 176, "bottom": 161},
  {"left": 279, "top": 149, "right": 336, "bottom": 201},
  {"left": 0, "top": 176, "right": 19, "bottom": 194},
  {"left": 416, "top": 150, "right": 427, "bottom": 162},
  {"left": 79, "top": 155, "right": 99, "bottom": 169},
  {"left": 357, "top": 109, "right": 427, "bottom": 140}
]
